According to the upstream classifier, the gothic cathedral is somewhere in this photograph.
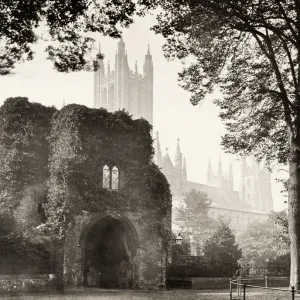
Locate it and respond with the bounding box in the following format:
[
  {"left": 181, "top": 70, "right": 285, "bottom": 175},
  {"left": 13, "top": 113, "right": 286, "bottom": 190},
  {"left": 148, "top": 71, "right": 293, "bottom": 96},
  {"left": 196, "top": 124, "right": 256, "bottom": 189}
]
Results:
[
  {"left": 93, "top": 38, "right": 273, "bottom": 237},
  {"left": 94, "top": 38, "right": 153, "bottom": 125}
]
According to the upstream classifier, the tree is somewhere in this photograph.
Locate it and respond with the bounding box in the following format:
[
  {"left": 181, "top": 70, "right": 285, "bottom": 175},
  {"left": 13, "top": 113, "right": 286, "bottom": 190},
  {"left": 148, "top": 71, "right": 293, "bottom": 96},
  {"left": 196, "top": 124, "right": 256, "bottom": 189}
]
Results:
[
  {"left": 203, "top": 220, "right": 241, "bottom": 277},
  {"left": 147, "top": 0, "right": 300, "bottom": 288},
  {"left": 238, "top": 211, "right": 289, "bottom": 275},
  {"left": 175, "top": 189, "right": 216, "bottom": 253},
  {"left": 0, "top": 0, "right": 153, "bottom": 74},
  {"left": 0, "top": 97, "right": 56, "bottom": 217}
]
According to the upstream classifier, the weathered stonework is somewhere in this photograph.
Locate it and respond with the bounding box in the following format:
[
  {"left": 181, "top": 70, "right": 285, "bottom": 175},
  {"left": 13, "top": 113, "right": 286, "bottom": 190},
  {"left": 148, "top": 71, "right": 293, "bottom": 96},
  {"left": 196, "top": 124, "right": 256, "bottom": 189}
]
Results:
[
  {"left": 0, "top": 99, "right": 171, "bottom": 290},
  {"left": 46, "top": 104, "right": 172, "bottom": 290},
  {"left": 63, "top": 211, "right": 168, "bottom": 289}
]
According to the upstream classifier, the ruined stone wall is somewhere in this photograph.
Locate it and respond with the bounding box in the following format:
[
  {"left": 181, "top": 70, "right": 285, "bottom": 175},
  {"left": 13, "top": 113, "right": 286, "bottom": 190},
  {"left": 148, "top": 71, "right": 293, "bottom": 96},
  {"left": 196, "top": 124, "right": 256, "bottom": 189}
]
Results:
[{"left": 46, "top": 105, "right": 172, "bottom": 289}]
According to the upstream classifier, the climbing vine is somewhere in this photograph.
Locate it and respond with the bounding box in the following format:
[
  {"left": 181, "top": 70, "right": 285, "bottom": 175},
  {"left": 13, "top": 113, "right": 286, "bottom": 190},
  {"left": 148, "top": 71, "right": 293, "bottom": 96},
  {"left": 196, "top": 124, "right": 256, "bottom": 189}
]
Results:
[
  {"left": 45, "top": 104, "right": 172, "bottom": 240},
  {"left": 0, "top": 98, "right": 171, "bottom": 254},
  {"left": 0, "top": 97, "right": 56, "bottom": 215}
]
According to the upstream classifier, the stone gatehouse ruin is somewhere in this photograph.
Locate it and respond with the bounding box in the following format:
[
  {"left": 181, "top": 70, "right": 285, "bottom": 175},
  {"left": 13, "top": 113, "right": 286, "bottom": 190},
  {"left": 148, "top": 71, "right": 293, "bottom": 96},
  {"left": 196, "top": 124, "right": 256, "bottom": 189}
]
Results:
[{"left": 0, "top": 98, "right": 172, "bottom": 290}]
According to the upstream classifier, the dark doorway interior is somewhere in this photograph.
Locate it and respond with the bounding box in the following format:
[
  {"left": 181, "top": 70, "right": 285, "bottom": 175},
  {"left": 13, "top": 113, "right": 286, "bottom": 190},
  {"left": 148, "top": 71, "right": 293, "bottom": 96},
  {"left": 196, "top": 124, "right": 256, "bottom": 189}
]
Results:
[{"left": 84, "top": 216, "right": 136, "bottom": 289}]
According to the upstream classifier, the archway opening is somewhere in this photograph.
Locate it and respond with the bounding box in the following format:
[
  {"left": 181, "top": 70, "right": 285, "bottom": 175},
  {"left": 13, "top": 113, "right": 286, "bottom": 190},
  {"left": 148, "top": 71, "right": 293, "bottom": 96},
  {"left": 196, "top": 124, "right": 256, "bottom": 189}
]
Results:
[{"left": 84, "top": 216, "right": 137, "bottom": 289}]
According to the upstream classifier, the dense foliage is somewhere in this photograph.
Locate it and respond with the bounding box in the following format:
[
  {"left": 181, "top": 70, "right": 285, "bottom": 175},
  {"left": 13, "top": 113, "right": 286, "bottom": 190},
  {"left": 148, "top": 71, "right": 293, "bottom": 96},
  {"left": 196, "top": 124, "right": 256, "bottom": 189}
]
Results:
[
  {"left": 0, "top": 97, "right": 56, "bottom": 272},
  {"left": 238, "top": 211, "right": 290, "bottom": 276},
  {"left": 175, "top": 189, "right": 216, "bottom": 253},
  {"left": 149, "top": 0, "right": 298, "bottom": 165},
  {"left": 0, "top": 98, "right": 171, "bottom": 281},
  {"left": 203, "top": 221, "right": 241, "bottom": 277},
  {"left": 143, "top": 0, "right": 300, "bottom": 288},
  {"left": 43, "top": 104, "right": 171, "bottom": 240},
  {"left": 0, "top": 97, "right": 56, "bottom": 215},
  {"left": 0, "top": 0, "right": 156, "bottom": 74}
]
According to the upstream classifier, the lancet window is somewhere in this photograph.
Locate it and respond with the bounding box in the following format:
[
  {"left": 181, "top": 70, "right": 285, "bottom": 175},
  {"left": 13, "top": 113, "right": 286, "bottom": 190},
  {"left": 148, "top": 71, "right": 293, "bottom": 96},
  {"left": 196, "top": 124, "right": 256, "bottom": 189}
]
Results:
[{"left": 102, "top": 165, "right": 119, "bottom": 190}]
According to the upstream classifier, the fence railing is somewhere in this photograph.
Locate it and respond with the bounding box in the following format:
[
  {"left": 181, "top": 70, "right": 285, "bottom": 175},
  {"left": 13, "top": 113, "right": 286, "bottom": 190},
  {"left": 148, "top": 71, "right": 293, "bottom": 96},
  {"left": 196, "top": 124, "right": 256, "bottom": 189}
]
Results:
[
  {"left": 230, "top": 277, "right": 299, "bottom": 300},
  {"left": 0, "top": 259, "right": 53, "bottom": 275}
]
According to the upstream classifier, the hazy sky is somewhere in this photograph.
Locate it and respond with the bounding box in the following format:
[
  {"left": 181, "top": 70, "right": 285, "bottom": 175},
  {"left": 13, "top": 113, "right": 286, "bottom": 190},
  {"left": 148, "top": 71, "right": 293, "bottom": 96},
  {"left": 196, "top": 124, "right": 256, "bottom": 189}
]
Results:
[{"left": 0, "top": 15, "right": 287, "bottom": 211}]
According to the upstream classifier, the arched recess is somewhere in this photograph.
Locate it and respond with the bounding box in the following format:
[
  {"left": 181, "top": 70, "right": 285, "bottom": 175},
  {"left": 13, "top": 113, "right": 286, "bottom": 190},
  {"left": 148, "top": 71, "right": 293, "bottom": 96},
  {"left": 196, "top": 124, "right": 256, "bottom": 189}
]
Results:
[{"left": 80, "top": 212, "right": 139, "bottom": 288}]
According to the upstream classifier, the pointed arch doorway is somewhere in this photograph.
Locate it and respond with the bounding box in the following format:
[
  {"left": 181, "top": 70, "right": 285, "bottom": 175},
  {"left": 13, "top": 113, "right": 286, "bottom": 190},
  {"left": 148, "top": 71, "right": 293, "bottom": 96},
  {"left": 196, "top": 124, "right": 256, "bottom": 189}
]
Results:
[{"left": 83, "top": 214, "right": 138, "bottom": 289}]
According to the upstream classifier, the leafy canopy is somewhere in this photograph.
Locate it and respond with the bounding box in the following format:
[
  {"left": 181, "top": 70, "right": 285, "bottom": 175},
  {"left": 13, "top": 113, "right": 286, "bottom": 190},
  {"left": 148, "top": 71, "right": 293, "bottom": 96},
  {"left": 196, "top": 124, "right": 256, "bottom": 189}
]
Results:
[
  {"left": 203, "top": 220, "right": 242, "bottom": 277},
  {"left": 238, "top": 211, "right": 289, "bottom": 270},
  {"left": 175, "top": 189, "right": 216, "bottom": 248},
  {"left": 150, "top": 0, "right": 300, "bottom": 165},
  {"left": 0, "top": 97, "right": 56, "bottom": 214},
  {"left": 0, "top": 0, "right": 153, "bottom": 74}
]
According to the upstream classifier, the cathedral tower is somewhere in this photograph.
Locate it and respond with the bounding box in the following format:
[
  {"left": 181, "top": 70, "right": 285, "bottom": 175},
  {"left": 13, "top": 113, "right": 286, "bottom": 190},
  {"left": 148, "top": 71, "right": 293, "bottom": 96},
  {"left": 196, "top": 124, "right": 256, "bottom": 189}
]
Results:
[
  {"left": 239, "top": 158, "right": 273, "bottom": 212},
  {"left": 94, "top": 38, "right": 154, "bottom": 125}
]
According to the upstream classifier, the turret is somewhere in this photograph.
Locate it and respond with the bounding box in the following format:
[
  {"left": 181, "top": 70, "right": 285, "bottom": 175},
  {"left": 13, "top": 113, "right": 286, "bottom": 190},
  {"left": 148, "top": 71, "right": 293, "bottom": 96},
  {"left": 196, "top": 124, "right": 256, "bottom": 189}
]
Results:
[
  {"left": 174, "top": 138, "right": 182, "bottom": 170},
  {"left": 217, "top": 156, "right": 223, "bottom": 188},
  {"left": 94, "top": 43, "right": 105, "bottom": 108},
  {"left": 143, "top": 45, "right": 153, "bottom": 125},
  {"left": 207, "top": 158, "right": 213, "bottom": 185},
  {"left": 117, "top": 37, "right": 126, "bottom": 56}
]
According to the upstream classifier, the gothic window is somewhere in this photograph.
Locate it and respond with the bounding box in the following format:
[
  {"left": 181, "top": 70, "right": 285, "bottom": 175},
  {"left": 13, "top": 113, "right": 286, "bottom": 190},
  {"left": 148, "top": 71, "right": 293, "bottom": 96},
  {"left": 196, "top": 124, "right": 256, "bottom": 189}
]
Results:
[
  {"left": 102, "top": 165, "right": 120, "bottom": 190},
  {"left": 111, "top": 166, "right": 119, "bottom": 190},
  {"left": 103, "top": 165, "right": 110, "bottom": 189}
]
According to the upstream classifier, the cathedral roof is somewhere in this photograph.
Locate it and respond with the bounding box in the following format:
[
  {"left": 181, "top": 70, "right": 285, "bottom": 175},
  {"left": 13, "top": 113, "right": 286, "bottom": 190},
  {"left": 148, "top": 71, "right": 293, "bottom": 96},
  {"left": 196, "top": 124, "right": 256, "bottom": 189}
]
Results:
[
  {"left": 184, "top": 181, "right": 254, "bottom": 211},
  {"left": 162, "top": 151, "right": 174, "bottom": 171}
]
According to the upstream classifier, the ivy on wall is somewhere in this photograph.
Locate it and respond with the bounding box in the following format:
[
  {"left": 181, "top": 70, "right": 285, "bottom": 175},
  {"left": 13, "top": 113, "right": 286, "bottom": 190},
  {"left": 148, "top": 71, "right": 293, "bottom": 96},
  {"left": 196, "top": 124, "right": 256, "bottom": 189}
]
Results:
[
  {"left": 44, "top": 104, "right": 171, "bottom": 240},
  {"left": 0, "top": 97, "right": 56, "bottom": 215}
]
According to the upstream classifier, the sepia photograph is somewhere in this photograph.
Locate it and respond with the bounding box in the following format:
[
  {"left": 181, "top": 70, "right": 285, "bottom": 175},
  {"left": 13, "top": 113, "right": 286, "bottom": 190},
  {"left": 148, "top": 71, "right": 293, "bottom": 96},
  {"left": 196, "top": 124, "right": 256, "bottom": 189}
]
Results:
[{"left": 0, "top": 0, "right": 298, "bottom": 299}]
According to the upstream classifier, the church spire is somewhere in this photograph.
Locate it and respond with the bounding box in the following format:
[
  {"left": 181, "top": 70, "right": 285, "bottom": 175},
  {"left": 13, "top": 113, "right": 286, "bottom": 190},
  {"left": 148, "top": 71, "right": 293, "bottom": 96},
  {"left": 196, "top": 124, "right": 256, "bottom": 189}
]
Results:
[
  {"left": 217, "top": 155, "right": 223, "bottom": 188},
  {"left": 174, "top": 138, "right": 182, "bottom": 169},
  {"left": 117, "top": 36, "right": 126, "bottom": 56},
  {"left": 207, "top": 157, "right": 213, "bottom": 185},
  {"left": 155, "top": 131, "right": 162, "bottom": 167}
]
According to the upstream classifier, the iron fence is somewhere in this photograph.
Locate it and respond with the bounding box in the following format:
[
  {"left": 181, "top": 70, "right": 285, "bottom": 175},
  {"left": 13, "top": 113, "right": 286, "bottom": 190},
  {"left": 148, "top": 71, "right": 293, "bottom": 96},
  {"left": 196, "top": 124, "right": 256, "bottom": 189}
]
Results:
[
  {"left": 230, "top": 277, "right": 299, "bottom": 300},
  {"left": 0, "top": 259, "right": 53, "bottom": 275}
]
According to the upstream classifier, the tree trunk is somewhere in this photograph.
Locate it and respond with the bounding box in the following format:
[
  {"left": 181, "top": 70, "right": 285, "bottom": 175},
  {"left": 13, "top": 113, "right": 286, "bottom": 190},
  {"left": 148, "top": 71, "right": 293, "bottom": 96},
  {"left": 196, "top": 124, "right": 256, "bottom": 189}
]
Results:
[
  {"left": 53, "top": 239, "right": 65, "bottom": 291},
  {"left": 288, "top": 142, "right": 300, "bottom": 289}
]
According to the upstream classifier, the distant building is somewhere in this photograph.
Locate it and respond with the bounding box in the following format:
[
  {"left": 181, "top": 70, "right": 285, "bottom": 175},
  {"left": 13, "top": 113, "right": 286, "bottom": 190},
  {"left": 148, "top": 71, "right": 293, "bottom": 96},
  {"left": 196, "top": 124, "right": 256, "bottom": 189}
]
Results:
[
  {"left": 239, "top": 157, "right": 273, "bottom": 212},
  {"left": 154, "top": 132, "right": 272, "bottom": 246},
  {"left": 94, "top": 38, "right": 153, "bottom": 125},
  {"left": 93, "top": 38, "right": 273, "bottom": 250}
]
